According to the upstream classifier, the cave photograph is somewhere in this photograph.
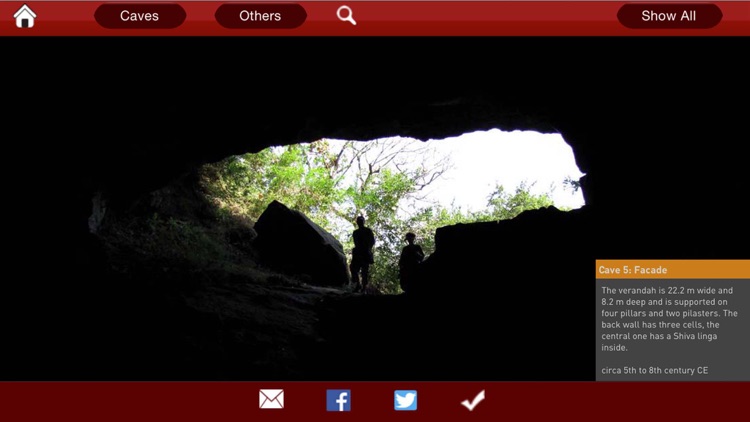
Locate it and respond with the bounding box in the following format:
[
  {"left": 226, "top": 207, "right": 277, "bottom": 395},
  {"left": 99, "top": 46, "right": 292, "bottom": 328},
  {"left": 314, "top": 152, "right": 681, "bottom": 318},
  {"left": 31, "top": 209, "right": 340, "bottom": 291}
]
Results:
[{"left": 3, "top": 36, "right": 747, "bottom": 382}]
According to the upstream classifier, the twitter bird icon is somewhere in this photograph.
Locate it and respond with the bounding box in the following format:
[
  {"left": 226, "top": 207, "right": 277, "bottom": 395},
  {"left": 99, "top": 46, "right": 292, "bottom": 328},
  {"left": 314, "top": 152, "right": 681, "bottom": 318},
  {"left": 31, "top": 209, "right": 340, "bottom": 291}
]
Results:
[{"left": 394, "top": 390, "right": 417, "bottom": 411}]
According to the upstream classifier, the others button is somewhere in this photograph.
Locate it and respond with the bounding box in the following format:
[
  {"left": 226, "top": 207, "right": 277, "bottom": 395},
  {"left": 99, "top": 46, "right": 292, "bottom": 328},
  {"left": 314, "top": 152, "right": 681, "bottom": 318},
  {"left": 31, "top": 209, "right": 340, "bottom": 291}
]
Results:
[
  {"left": 618, "top": 4, "right": 722, "bottom": 29},
  {"left": 215, "top": 4, "right": 307, "bottom": 29},
  {"left": 95, "top": 4, "right": 186, "bottom": 29}
]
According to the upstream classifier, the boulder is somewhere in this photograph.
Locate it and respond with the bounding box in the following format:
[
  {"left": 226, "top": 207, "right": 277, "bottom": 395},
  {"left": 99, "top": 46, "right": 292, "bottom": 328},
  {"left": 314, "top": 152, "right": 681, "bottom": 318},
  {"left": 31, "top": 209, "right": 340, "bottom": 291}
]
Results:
[{"left": 253, "top": 200, "right": 349, "bottom": 287}]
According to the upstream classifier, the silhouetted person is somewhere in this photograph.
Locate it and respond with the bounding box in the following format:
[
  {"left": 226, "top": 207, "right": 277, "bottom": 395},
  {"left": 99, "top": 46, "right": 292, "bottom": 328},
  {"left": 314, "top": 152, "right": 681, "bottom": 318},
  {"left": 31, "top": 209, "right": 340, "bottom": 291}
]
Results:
[
  {"left": 398, "top": 232, "right": 424, "bottom": 294},
  {"left": 350, "top": 215, "right": 375, "bottom": 292}
]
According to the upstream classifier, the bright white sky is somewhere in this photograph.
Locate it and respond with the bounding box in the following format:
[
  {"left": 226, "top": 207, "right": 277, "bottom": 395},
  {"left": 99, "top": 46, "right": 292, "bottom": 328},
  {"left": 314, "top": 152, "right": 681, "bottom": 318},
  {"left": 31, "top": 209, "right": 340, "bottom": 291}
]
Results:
[
  {"left": 325, "top": 129, "right": 585, "bottom": 213},
  {"left": 423, "top": 129, "right": 585, "bottom": 211}
]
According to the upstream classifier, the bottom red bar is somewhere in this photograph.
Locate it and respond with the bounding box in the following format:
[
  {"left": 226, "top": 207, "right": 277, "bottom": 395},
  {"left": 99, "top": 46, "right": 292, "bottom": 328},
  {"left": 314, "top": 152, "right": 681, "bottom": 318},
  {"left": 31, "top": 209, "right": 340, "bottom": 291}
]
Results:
[{"left": 1, "top": 382, "right": 747, "bottom": 421}]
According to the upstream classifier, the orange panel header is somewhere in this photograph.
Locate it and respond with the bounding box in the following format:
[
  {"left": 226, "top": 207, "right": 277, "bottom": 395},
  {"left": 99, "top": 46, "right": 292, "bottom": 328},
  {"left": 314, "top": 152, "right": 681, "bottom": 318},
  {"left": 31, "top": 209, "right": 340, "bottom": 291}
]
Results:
[{"left": 596, "top": 260, "right": 750, "bottom": 279}]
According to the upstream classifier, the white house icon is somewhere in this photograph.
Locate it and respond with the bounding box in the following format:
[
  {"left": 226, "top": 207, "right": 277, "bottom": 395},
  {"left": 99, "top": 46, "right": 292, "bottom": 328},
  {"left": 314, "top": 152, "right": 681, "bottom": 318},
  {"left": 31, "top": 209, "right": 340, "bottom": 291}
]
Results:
[{"left": 14, "top": 4, "right": 37, "bottom": 28}]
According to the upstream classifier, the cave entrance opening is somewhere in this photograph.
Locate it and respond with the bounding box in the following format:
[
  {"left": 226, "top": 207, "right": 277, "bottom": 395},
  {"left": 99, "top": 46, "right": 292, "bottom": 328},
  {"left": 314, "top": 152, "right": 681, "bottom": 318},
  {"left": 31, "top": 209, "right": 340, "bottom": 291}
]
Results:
[{"left": 200, "top": 129, "right": 585, "bottom": 294}]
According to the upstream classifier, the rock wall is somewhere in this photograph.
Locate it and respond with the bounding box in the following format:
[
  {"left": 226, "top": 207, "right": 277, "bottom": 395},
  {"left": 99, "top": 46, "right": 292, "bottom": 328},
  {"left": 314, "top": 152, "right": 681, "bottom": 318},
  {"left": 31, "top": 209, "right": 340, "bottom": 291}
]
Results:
[{"left": 254, "top": 200, "right": 349, "bottom": 287}]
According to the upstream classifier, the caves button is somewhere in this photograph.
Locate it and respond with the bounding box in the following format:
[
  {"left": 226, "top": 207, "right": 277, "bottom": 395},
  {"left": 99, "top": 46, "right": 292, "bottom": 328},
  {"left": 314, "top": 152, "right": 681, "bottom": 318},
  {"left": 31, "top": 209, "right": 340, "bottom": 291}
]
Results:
[{"left": 95, "top": 4, "right": 187, "bottom": 29}]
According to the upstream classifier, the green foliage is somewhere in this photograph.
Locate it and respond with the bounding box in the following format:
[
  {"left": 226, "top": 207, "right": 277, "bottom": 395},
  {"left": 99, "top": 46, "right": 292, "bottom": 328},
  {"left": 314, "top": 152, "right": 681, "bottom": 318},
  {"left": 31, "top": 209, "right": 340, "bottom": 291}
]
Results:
[
  {"left": 484, "top": 181, "right": 555, "bottom": 221},
  {"left": 368, "top": 252, "right": 402, "bottom": 295},
  {"left": 104, "top": 213, "right": 229, "bottom": 271},
  {"left": 201, "top": 140, "right": 568, "bottom": 293},
  {"left": 201, "top": 149, "right": 276, "bottom": 221},
  {"left": 202, "top": 144, "right": 347, "bottom": 233}
]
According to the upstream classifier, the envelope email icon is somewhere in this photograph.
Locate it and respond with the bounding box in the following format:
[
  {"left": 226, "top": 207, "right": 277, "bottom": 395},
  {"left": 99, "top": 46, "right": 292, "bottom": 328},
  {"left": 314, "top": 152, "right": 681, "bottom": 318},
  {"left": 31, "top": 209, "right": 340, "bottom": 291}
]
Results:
[{"left": 259, "top": 389, "right": 284, "bottom": 409}]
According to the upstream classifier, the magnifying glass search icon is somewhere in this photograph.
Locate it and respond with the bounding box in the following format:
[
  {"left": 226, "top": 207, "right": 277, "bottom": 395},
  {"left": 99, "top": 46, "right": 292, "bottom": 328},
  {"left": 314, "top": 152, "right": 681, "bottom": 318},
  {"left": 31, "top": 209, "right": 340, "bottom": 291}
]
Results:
[{"left": 337, "top": 5, "right": 357, "bottom": 26}]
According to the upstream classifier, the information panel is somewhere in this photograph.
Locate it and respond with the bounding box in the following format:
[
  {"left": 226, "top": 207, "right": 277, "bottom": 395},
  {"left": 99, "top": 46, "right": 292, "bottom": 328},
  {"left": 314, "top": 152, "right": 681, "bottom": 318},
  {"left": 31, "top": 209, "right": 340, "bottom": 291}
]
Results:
[{"left": 596, "top": 260, "right": 749, "bottom": 381}]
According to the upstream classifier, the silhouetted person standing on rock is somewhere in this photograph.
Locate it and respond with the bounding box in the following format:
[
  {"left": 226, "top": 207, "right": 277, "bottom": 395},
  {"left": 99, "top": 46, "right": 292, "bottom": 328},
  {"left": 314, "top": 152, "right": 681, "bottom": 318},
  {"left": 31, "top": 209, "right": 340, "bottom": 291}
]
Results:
[
  {"left": 350, "top": 215, "right": 375, "bottom": 292},
  {"left": 398, "top": 232, "right": 424, "bottom": 294}
]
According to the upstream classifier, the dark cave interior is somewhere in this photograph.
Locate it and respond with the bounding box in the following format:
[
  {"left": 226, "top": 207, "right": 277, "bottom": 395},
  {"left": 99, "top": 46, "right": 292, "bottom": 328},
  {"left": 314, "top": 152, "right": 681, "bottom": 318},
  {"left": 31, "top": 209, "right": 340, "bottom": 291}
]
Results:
[{"left": 2, "top": 37, "right": 747, "bottom": 381}]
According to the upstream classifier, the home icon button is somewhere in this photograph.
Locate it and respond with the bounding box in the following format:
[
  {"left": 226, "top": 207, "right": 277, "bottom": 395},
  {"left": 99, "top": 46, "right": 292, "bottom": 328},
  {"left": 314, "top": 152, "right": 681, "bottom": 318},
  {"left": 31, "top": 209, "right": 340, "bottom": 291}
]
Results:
[{"left": 14, "top": 4, "right": 36, "bottom": 28}]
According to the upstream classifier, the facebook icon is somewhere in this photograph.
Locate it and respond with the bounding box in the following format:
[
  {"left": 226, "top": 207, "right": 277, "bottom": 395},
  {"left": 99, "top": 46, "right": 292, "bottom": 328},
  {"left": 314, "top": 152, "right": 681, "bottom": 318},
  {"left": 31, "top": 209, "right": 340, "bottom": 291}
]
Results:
[{"left": 326, "top": 389, "right": 351, "bottom": 412}]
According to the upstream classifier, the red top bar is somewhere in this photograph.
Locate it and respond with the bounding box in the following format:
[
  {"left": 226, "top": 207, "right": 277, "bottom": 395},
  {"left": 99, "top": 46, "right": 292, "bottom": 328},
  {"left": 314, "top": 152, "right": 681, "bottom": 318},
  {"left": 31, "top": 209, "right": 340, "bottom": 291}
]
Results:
[{"left": 2, "top": 1, "right": 749, "bottom": 36}]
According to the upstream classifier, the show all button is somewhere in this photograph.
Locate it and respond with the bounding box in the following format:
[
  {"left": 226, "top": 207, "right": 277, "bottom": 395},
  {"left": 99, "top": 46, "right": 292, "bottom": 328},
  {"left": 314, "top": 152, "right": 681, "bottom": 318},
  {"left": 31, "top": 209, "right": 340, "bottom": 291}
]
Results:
[
  {"left": 618, "top": 4, "right": 722, "bottom": 29},
  {"left": 215, "top": 4, "right": 307, "bottom": 29},
  {"left": 95, "top": 4, "right": 186, "bottom": 29}
]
